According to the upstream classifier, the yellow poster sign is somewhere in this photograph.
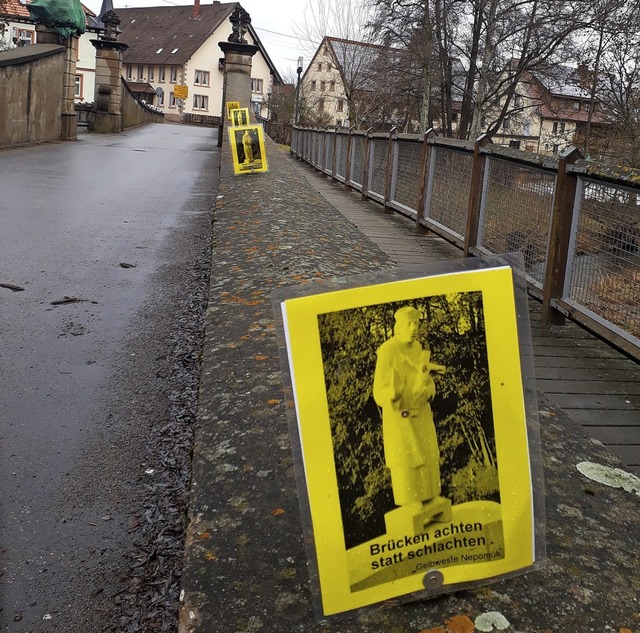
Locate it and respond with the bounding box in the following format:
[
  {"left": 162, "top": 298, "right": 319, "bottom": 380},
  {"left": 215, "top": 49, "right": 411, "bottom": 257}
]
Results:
[
  {"left": 225, "top": 100, "right": 240, "bottom": 120},
  {"left": 173, "top": 85, "right": 188, "bottom": 99},
  {"left": 229, "top": 124, "right": 268, "bottom": 175},
  {"left": 274, "top": 259, "right": 541, "bottom": 620},
  {"left": 230, "top": 107, "right": 250, "bottom": 127}
]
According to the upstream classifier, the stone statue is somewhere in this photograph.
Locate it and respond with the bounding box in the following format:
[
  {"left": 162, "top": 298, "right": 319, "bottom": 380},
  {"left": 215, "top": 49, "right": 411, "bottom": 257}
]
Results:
[
  {"left": 373, "top": 306, "right": 451, "bottom": 529},
  {"left": 242, "top": 130, "right": 254, "bottom": 164}
]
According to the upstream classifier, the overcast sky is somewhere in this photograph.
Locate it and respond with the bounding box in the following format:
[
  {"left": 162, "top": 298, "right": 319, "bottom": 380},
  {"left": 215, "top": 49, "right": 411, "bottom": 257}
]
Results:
[{"left": 84, "top": 0, "right": 318, "bottom": 80}]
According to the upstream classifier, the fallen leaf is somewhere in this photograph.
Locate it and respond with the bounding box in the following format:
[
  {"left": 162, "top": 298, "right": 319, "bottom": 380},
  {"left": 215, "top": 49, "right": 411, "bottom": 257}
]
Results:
[
  {"left": 255, "top": 355, "right": 268, "bottom": 361},
  {"left": 204, "top": 550, "right": 216, "bottom": 561},
  {"left": 267, "top": 399, "right": 281, "bottom": 405},
  {"left": 271, "top": 508, "right": 285, "bottom": 516},
  {"left": 420, "top": 628, "right": 446, "bottom": 633},
  {"left": 197, "top": 532, "right": 210, "bottom": 540},
  {"left": 446, "top": 615, "right": 475, "bottom": 633}
]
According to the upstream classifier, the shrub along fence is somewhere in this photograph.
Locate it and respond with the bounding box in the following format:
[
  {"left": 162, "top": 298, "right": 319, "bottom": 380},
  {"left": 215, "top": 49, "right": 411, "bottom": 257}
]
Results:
[{"left": 289, "top": 126, "right": 640, "bottom": 359}]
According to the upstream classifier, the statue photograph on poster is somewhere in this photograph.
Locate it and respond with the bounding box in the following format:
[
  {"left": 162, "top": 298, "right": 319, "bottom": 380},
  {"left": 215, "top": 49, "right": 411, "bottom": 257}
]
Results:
[
  {"left": 229, "top": 125, "right": 268, "bottom": 175},
  {"left": 317, "top": 292, "right": 505, "bottom": 592}
]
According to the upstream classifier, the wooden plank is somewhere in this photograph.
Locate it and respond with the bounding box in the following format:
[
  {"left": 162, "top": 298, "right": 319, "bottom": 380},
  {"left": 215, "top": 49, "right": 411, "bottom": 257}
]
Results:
[
  {"left": 537, "top": 380, "right": 640, "bottom": 395},
  {"left": 587, "top": 426, "right": 640, "bottom": 445},
  {"left": 605, "top": 445, "right": 640, "bottom": 466},
  {"left": 564, "top": 409, "right": 640, "bottom": 425},
  {"left": 550, "top": 393, "right": 640, "bottom": 410},
  {"left": 534, "top": 367, "right": 640, "bottom": 382},
  {"left": 534, "top": 345, "right": 626, "bottom": 359},
  {"left": 533, "top": 356, "right": 640, "bottom": 369},
  {"left": 531, "top": 337, "right": 608, "bottom": 348}
]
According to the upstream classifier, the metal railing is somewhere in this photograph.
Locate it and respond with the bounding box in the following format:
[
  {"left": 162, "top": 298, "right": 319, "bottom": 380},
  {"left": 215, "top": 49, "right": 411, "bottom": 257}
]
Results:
[{"left": 288, "top": 125, "right": 640, "bottom": 358}]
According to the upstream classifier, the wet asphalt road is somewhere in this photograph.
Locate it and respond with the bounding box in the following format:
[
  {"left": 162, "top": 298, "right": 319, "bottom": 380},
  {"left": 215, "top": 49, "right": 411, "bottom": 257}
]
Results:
[{"left": 0, "top": 124, "right": 219, "bottom": 631}]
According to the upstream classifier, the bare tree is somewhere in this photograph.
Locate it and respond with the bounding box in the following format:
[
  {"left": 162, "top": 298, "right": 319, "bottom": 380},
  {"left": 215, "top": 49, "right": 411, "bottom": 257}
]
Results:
[{"left": 368, "top": 0, "right": 584, "bottom": 139}]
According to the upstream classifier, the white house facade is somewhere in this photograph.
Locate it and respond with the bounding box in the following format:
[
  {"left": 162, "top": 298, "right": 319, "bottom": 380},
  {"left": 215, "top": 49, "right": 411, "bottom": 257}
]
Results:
[{"left": 117, "top": 2, "right": 281, "bottom": 121}]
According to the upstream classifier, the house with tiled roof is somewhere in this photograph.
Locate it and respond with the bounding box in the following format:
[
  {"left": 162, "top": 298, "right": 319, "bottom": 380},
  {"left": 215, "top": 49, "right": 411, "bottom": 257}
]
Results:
[
  {"left": 300, "top": 36, "right": 403, "bottom": 129},
  {"left": 116, "top": 1, "right": 282, "bottom": 121},
  {"left": 1, "top": 0, "right": 98, "bottom": 101},
  {"left": 300, "top": 36, "right": 465, "bottom": 133},
  {"left": 1, "top": 0, "right": 37, "bottom": 49},
  {"left": 487, "top": 66, "right": 607, "bottom": 155}
]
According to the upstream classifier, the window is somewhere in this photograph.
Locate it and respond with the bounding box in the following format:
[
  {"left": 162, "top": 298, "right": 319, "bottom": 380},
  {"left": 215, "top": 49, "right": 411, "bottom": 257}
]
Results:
[
  {"left": 74, "top": 75, "right": 82, "bottom": 98},
  {"left": 573, "top": 101, "right": 580, "bottom": 111},
  {"left": 513, "top": 94, "right": 522, "bottom": 108},
  {"left": 193, "top": 94, "right": 208, "bottom": 110},
  {"left": 251, "top": 78, "right": 263, "bottom": 93},
  {"left": 337, "top": 100, "right": 344, "bottom": 112},
  {"left": 137, "top": 65, "right": 143, "bottom": 80},
  {"left": 509, "top": 140, "right": 521, "bottom": 149},
  {"left": 523, "top": 120, "right": 531, "bottom": 135},
  {"left": 552, "top": 144, "right": 559, "bottom": 154},
  {"left": 329, "top": 81, "right": 335, "bottom": 91},
  {"left": 320, "top": 81, "right": 326, "bottom": 91},
  {"left": 328, "top": 63, "right": 332, "bottom": 71},
  {"left": 452, "top": 112, "right": 458, "bottom": 122},
  {"left": 194, "top": 69, "right": 210, "bottom": 86},
  {"left": 318, "top": 62, "right": 322, "bottom": 71},
  {"left": 159, "top": 66, "right": 165, "bottom": 82},
  {"left": 552, "top": 121, "right": 565, "bottom": 135},
  {"left": 311, "top": 80, "right": 316, "bottom": 91},
  {"left": 156, "top": 87, "right": 164, "bottom": 106},
  {"left": 12, "top": 27, "right": 33, "bottom": 46},
  {"left": 502, "top": 117, "right": 511, "bottom": 131},
  {"left": 319, "top": 98, "right": 325, "bottom": 111},
  {"left": 170, "top": 67, "right": 177, "bottom": 83},
  {"left": 149, "top": 66, "right": 154, "bottom": 81},
  {"left": 169, "top": 92, "right": 176, "bottom": 108},
  {"left": 125, "top": 65, "right": 132, "bottom": 80}
]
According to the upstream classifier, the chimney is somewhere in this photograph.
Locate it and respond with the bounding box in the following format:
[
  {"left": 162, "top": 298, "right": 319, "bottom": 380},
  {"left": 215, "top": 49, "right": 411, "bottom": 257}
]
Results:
[{"left": 193, "top": 0, "right": 200, "bottom": 19}]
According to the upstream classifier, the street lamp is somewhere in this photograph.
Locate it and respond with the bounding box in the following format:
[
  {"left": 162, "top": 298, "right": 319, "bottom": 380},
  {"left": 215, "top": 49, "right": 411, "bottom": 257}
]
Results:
[{"left": 295, "top": 56, "right": 303, "bottom": 125}]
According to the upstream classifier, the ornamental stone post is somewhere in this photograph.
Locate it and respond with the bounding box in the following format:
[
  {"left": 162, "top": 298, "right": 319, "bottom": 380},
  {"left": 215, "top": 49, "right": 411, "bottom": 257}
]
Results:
[
  {"left": 218, "top": 7, "right": 258, "bottom": 145},
  {"left": 90, "top": 10, "right": 128, "bottom": 134}
]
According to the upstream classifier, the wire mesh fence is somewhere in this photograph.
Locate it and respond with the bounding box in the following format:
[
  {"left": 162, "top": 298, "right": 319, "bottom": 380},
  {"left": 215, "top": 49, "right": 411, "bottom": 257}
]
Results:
[
  {"left": 391, "top": 140, "right": 422, "bottom": 214},
  {"left": 478, "top": 158, "right": 555, "bottom": 287},
  {"left": 567, "top": 178, "right": 640, "bottom": 340},
  {"left": 336, "top": 134, "right": 348, "bottom": 181},
  {"left": 324, "top": 133, "right": 335, "bottom": 175},
  {"left": 426, "top": 147, "right": 472, "bottom": 240},
  {"left": 291, "top": 126, "right": 640, "bottom": 349},
  {"left": 316, "top": 132, "right": 324, "bottom": 171},
  {"left": 368, "top": 139, "right": 387, "bottom": 199},
  {"left": 349, "top": 135, "right": 365, "bottom": 189}
]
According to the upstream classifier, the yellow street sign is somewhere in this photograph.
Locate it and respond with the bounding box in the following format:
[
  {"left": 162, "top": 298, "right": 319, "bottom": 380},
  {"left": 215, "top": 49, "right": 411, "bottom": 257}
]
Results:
[{"left": 174, "top": 85, "right": 188, "bottom": 99}]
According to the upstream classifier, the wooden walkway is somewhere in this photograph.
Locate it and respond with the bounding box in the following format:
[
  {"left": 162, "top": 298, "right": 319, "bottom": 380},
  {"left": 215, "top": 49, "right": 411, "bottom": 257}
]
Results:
[{"left": 301, "top": 166, "right": 640, "bottom": 476}]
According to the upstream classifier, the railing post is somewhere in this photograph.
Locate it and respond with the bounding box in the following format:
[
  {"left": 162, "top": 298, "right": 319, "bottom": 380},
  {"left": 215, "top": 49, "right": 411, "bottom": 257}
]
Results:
[
  {"left": 344, "top": 126, "right": 355, "bottom": 189},
  {"left": 361, "top": 127, "right": 374, "bottom": 201},
  {"left": 542, "top": 147, "right": 582, "bottom": 325},
  {"left": 463, "top": 134, "right": 492, "bottom": 257},
  {"left": 331, "top": 126, "right": 338, "bottom": 179},
  {"left": 416, "top": 128, "right": 435, "bottom": 233},
  {"left": 384, "top": 127, "right": 398, "bottom": 214}
]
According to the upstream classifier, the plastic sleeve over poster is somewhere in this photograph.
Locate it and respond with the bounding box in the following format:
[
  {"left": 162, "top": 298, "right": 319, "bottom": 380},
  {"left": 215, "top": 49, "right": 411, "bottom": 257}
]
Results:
[
  {"left": 228, "top": 124, "right": 268, "bottom": 175},
  {"left": 271, "top": 254, "right": 545, "bottom": 622}
]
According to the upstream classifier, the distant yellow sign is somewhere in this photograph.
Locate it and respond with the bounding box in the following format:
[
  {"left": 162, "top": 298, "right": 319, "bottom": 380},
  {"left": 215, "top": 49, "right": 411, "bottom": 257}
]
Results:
[{"left": 174, "top": 85, "right": 188, "bottom": 100}]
